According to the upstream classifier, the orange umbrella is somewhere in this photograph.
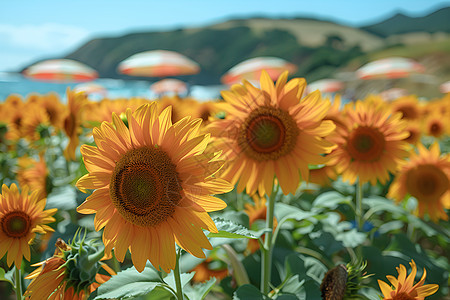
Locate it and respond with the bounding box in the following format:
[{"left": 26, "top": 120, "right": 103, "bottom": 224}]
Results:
[
  {"left": 23, "top": 59, "right": 98, "bottom": 82},
  {"left": 306, "top": 79, "right": 344, "bottom": 94},
  {"left": 150, "top": 79, "right": 187, "bottom": 95},
  {"left": 117, "top": 50, "right": 200, "bottom": 77},
  {"left": 356, "top": 57, "right": 425, "bottom": 80},
  {"left": 221, "top": 57, "right": 297, "bottom": 85}
]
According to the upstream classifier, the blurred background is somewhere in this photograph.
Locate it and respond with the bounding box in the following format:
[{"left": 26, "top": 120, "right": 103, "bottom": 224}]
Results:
[{"left": 1, "top": 0, "right": 450, "bottom": 101}]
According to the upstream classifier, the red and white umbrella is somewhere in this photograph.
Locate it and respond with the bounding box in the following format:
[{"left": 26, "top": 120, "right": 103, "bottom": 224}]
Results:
[
  {"left": 221, "top": 56, "right": 297, "bottom": 85},
  {"left": 74, "top": 82, "right": 107, "bottom": 97},
  {"left": 380, "top": 88, "right": 409, "bottom": 101},
  {"left": 356, "top": 57, "right": 425, "bottom": 80},
  {"left": 150, "top": 79, "right": 187, "bottom": 95},
  {"left": 23, "top": 59, "right": 98, "bottom": 82},
  {"left": 439, "top": 81, "right": 450, "bottom": 94},
  {"left": 306, "top": 79, "right": 344, "bottom": 94},
  {"left": 117, "top": 50, "right": 200, "bottom": 77}
]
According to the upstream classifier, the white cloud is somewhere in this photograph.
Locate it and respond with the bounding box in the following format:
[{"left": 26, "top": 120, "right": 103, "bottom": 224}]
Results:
[{"left": 0, "top": 23, "right": 90, "bottom": 51}]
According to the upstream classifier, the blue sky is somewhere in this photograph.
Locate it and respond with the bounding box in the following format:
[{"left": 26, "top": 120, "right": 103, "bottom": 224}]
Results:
[{"left": 1, "top": 0, "right": 449, "bottom": 72}]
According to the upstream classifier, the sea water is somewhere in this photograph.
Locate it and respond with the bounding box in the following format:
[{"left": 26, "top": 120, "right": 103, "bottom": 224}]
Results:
[{"left": 0, "top": 72, "right": 224, "bottom": 102}]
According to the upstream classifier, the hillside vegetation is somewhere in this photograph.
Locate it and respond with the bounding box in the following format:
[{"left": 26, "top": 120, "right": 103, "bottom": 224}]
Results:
[{"left": 22, "top": 6, "right": 450, "bottom": 86}]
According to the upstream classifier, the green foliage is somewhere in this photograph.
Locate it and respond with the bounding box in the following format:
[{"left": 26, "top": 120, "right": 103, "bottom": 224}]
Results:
[{"left": 208, "top": 217, "right": 258, "bottom": 239}]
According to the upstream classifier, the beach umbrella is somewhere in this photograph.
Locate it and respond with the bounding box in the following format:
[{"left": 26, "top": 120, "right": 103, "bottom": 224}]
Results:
[
  {"left": 356, "top": 57, "right": 425, "bottom": 80},
  {"left": 117, "top": 50, "right": 200, "bottom": 77},
  {"left": 380, "top": 88, "right": 408, "bottom": 101},
  {"left": 439, "top": 81, "right": 450, "bottom": 94},
  {"left": 23, "top": 59, "right": 98, "bottom": 82},
  {"left": 306, "top": 79, "right": 344, "bottom": 94},
  {"left": 150, "top": 78, "right": 187, "bottom": 95},
  {"left": 74, "top": 82, "right": 107, "bottom": 97},
  {"left": 221, "top": 56, "right": 297, "bottom": 85}
]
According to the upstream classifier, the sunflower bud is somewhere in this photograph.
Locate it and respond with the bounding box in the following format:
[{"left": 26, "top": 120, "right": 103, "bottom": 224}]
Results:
[{"left": 60, "top": 233, "right": 105, "bottom": 293}]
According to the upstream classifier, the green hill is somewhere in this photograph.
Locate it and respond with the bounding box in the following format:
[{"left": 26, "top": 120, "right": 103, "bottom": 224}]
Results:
[
  {"left": 61, "top": 19, "right": 374, "bottom": 84},
  {"left": 21, "top": 6, "right": 450, "bottom": 85},
  {"left": 360, "top": 7, "right": 450, "bottom": 37}
]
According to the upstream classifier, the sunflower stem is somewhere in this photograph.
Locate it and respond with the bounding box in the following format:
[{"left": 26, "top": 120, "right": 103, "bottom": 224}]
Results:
[
  {"left": 15, "top": 265, "right": 22, "bottom": 300},
  {"left": 174, "top": 248, "right": 184, "bottom": 300},
  {"left": 356, "top": 180, "right": 364, "bottom": 230},
  {"left": 261, "top": 182, "right": 278, "bottom": 295}
]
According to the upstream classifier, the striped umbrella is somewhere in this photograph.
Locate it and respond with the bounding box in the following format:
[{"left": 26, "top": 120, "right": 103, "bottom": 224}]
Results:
[
  {"left": 150, "top": 79, "right": 187, "bottom": 95},
  {"left": 117, "top": 50, "right": 200, "bottom": 77},
  {"left": 221, "top": 57, "right": 297, "bottom": 85},
  {"left": 439, "top": 81, "right": 450, "bottom": 93},
  {"left": 74, "top": 82, "right": 107, "bottom": 97},
  {"left": 23, "top": 59, "right": 98, "bottom": 82},
  {"left": 306, "top": 79, "right": 344, "bottom": 94},
  {"left": 356, "top": 57, "right": 425, "bottom": 80}
]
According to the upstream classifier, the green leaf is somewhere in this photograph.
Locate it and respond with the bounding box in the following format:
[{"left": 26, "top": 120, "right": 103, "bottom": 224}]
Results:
[
  {"left": 274, "top": 203, "right": 316, "bottom": 223},
  {"left": 378, "top": 220, "right": 404, "bottom": 234},
  {"left": 233, "top": 284, "right": 270, "bottom": 300},
  {"left": 46, "top": 185, "right": 77, "bottom": 210},
  {"left": 184, "top": 278, "right": 216, "bottom": 300},
  {"left": 363, "top": 196, "right": 406, "bottom": 216},
  {"left": 95, "top": 262, "right": 172, "bottom": 299},
  {"left": 0, "top": 267, "right": 14, "bottom": 286},
  {"left": 280, "top": 275, "right": 306, "bottom": 299},
  {"left": 208, "top": 218, "right": 257, "bottom": 239},
  {"left": 163, "top": 271, "right": 194, "bottom": 295},
  {"left": 312, "top": 191, "right": 352, "bottom": 211}
]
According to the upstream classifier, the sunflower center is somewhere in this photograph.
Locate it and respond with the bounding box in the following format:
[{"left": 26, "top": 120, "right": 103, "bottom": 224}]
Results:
[
  {"left": 238, "top": 106, "right": 298, "bottom": 161},
  {"left": 397, "top": 106, "right": 418, "bottom": 120},
  {"left": 347, "top": 126, "right": 385, "bottom": 162},
  {"left": 406, "top": 164, "right": 449, "bottom": 201},
  {"left": 429, "top": 122, "right": 442, "bottom": 136},
  {"left": 1, "top": 211, "right": 32, "bottom": 238},
  {"left": 110, "top": 146, "right": 182, "bottom": 227}
]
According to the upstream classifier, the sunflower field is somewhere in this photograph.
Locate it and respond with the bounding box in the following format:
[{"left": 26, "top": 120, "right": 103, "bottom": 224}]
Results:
[{"left": 0, "top": 71, "right": 449, "bottom": 300}]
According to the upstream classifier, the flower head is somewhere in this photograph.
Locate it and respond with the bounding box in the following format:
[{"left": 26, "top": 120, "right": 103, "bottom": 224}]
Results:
[
  {"left": 63, "top": 89, "right": 87, "bottom": 160},
  {"left": 207, "top": 71, "right": 335, "bottom": 196},
  {"left": 388, "top": 142, "right": 450, "bottom": 221},
  {"left": 378, "top": 260, "right": 439, "bottom": 299},
  {"left": 0, "top": 183, "right": 56, "bottom": 268},
  {"left": 17, "top": 155, "right": 53, "bottom": 201},
  {"left": 328, "top": 100, "right": 409, "bottom": 185},
  {"left": 76, "top": 103, "right": 232, "bottom": 272}
]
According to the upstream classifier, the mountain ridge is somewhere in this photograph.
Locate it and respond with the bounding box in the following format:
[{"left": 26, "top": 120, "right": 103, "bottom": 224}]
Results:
[{"left": 21, "top": 6, "right": 450, "bottom": 84}]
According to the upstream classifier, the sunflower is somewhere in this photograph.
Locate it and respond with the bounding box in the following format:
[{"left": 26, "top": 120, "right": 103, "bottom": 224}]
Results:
[
  {"left": 183, "top": 99, "right": 221, "bottom": 124},
  {"left": 423, "top": 113, "right": 448, "bottom": 138},
  {"left": 0, "top": 183, "right": 56, "bottom": 268},
  {"left": 76, "top": 103, "right": 232, "bottom": 272},
  {"left": 191, "top": 257, "right": 228, "bottom": 283},
  {"left": 39, "top": 92, "right": 66, "bottom": 130},
  {"left": 388, "top": 142, "right": 450, "bottom": 221},
  {"left": 21, "top": 103, "right": 51, "bottom": 143},
  {"left": 378, "top": 260, "right": 438, "bottom": 300},
  {"left": 83, "top": 98, "right": 151, "bottom": 128},
  {"left": 25, "top": 238, "right": 115, "bottom": 300},
  {"left": 17, "top": 155, "right": 52, "bottom": 201},
  {"left": 389, "top": 95, "right": 421, "bottom": 121},
  {"left": 327, "top": 100, "right": 409, "bottom": 185},
  {"left": 403, "top": 121, "right": 422, "bottom": 146},
  {"left": 3, "top": 98, "right": 25, "bottom": 141},
  {"left": 156, "top": 95, "right": 185, "bottom": 123},
  {"left": 63, "top": 89, "right": 87, "bottom": 160},
  {"left": 207, "top": 71, "right": 335, "bottom": 196},
  {"left": 309, "top": 165, "right": 338, "bottom": 187}
]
